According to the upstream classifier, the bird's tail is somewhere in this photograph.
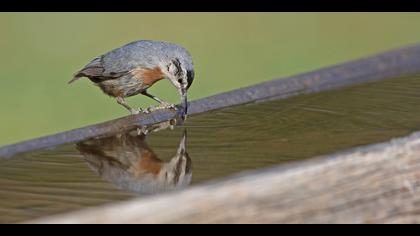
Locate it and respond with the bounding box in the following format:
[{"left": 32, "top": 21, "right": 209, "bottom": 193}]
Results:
[{"left": 68, "top": 74, "right": 83, "bottom": 84}]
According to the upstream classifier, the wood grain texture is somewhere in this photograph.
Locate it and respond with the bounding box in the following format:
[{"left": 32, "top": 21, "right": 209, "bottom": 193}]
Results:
[{"left": 27, "top": 131, "right": 420, "bottom": 224}]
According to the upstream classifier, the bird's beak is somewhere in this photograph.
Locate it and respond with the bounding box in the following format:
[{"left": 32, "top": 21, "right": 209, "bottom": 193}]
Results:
[{"left": 180, "top": 88, "right": 188, "bottom": 115}]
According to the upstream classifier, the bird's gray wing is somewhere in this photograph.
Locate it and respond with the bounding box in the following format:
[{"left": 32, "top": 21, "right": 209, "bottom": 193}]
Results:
[
  {"left": 70, "top": 40, "right": 160, "bottom": 84},
  {"left": 71, "top": 56, "right": 131, "bottom": 82}
]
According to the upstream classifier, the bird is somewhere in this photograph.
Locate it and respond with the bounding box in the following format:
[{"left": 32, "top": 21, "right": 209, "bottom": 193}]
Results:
[
  {"left": 76, "top": 129, "right": 192, "bottom": 195},
  {"left": 69, "top": 40, "right": 195, "bottom": 115}
]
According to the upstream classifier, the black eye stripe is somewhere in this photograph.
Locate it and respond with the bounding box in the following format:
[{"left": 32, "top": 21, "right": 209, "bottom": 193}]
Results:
[{"left": 172, "top": 58, "right": 182, "bottom": 76}]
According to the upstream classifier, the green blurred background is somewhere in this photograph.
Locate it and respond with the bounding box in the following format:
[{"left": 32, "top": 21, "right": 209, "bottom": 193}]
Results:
[{"left": 1, "top": 13, "right": 420, "bottom": 145}]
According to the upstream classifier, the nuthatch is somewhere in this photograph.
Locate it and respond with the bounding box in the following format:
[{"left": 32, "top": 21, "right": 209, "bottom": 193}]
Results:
[{"left": 69, "top": 40, "right": 195, "bottom": 115}]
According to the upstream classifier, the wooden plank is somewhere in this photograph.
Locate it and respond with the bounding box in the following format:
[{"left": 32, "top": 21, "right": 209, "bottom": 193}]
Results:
[
  {"left": 2, "top": 44, "right": 420, "bottom": 158},
  {"left": 27, "top": 130, "right": 420, "bottom": 224}
]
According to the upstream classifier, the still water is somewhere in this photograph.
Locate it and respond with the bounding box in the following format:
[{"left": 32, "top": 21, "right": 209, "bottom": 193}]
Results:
[{"left": 1, "top": 75, "right": 420, "bottom": 223}]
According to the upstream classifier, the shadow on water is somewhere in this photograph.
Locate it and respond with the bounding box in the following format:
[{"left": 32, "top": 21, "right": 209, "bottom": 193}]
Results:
[{"left": 2, "top": 74, "right": 420, "bottom": 222}]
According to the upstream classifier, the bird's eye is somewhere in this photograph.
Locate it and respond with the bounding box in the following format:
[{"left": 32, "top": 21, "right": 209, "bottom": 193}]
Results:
[{"left": 178, "top": 79, "right": 183, "bottom": 84}]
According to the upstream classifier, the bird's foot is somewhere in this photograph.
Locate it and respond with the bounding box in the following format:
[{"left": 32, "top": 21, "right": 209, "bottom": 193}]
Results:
[
  {"left": 144, "top": 102, "right": 176, "bottom": 113},
  {"left": 130, "top": 108, "right": 143, "bottom": 115},
  {"left": 159, "top": 101, "right": 176, "bottom": 109}
]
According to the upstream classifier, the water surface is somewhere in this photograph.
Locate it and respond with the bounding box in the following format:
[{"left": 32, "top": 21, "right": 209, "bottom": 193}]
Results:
[{"left": 2, "top": 74, "right": 420, "bottom": 223}]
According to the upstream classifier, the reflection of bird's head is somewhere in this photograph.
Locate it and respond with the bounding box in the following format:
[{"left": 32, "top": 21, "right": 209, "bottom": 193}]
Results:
[
  {"left": 158, "top": 130, "right": 191, "bottom": 189},
  {"left": 76, "top": 130, "right": 191, "bottom": 195}
]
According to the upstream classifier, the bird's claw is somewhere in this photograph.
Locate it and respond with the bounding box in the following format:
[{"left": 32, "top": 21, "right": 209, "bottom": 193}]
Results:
[
  {"left": 130, "top": 108, "right": 143, "bottom": 115},
  {"left": 159, "top": 102, "right": 176, "bottom": 109},
  {"left": 131, "top": 102, "right": 176, "bottom": 115},
  {"left": 144, "top": 102, "right": 176, "bottom": 113}
]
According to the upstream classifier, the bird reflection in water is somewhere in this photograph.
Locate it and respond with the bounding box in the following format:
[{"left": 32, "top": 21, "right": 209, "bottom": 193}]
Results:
[{"left": 76, "top": 119, "right": 191, "bottom": 195}]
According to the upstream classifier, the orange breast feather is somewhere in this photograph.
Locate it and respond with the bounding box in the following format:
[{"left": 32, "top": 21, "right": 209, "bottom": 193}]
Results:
[{"left": 133, "top": 67, "right": 165, "bottom": 86}]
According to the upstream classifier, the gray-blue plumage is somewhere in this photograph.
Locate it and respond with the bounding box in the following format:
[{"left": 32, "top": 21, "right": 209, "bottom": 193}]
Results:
[{"left": 98, "top": 40, "right": 193, "bottom": 75}]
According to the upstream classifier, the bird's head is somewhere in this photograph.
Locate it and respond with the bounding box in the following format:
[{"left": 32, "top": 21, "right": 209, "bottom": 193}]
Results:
[{"left": 163, "top": 57, "right": 194, "bottom": 115}]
